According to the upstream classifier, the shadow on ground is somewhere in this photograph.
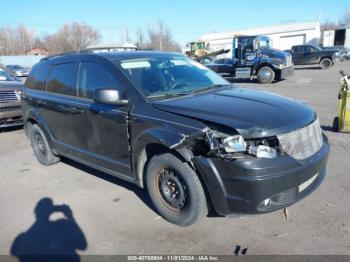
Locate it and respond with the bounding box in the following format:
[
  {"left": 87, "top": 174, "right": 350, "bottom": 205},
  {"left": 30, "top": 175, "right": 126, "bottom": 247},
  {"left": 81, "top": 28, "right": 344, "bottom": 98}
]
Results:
[
  {"left": 62, "top": 158, "right": 221, "bottom": 218},
  {"left": 10, "top": 197, "right": 87, "bottom": 262},
  {"left": 0, "top": 125, "right": 23, "bottom": 133},
  {"left": 294, "top": 66, "right": 321, "bottom": 70},
  {"left": 62, "top": 158, "right": 157, "bottom": 213}
]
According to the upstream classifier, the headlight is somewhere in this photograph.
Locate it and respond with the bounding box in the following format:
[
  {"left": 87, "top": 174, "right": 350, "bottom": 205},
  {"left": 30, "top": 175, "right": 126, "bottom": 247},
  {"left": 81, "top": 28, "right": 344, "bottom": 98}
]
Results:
[
  {"left": 248, "top": 145, "right": 277, "bottom": 158},
  {"left": 222, "top": 135, "right": 246, "bottom": 153},
  {"left": 15, "top": 90, "right": 22, "bottom": 100},
  {"left": 220, "top": 135, "right": 278, "bottom": 158}
]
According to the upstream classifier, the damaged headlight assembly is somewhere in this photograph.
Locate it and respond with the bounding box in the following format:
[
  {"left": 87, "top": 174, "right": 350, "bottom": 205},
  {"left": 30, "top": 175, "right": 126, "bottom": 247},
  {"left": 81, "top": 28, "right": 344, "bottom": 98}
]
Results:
[{"left": 219, "top": 134, "right": 278, "bottom": 159}]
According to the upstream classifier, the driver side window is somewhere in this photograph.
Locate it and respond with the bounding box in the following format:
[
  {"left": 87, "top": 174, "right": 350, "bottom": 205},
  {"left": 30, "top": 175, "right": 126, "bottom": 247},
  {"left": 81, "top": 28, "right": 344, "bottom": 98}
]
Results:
[
  {"left": 77, "top": 62, "right": 122, "bottom": 99},
  {"left": 305, "top": 46, "right": 316, "bottom": 53}
]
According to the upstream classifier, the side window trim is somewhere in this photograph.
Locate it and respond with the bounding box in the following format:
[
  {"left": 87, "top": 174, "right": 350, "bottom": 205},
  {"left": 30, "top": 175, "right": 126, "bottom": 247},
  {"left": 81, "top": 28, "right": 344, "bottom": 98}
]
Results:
[
  {"left": 46, "top": 62, "right": 78, "bottom": 97},
  {"left": 77, "top": 61, "right": 125, "bottom": 100}
]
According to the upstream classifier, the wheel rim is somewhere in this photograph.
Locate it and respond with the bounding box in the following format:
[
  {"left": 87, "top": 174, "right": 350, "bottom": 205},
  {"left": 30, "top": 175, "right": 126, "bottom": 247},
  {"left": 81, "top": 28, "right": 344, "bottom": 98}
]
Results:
[
  {"left": 322, "top": 60, "right": 330, "bottom": 68},
  {"left": 259, "top": 69, "right": 272, "bottom": 81},
  {"left": 34, "top": 132, "right": 46, "bottom": 158},
  {"left": 157, "top": 169, "right": 188, "bottom": 211}
]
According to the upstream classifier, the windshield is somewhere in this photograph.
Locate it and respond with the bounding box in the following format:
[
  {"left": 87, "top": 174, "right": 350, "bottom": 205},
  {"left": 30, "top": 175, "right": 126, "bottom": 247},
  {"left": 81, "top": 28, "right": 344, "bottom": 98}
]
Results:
[
  {"left": 0, "top": 70, "right": 15, "bottom": 81},
  {"left": 116, "top": 56, "right": 229, "bottom": 99},
  {"left": 258, "top": 37, "right": 271, "bottom": 49},
  {"left": 13, "top": 65, "right": 24, "bottom": 69}
]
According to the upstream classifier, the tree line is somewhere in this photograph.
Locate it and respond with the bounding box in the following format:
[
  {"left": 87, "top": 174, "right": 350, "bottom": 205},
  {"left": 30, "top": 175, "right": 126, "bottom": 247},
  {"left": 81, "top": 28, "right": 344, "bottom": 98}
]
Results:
[
  {"left": 0, "top": 21, "right": 181, "bottom": 56},
  {"left": 321, "top": 11, "right": 350, "bottom": 30}
]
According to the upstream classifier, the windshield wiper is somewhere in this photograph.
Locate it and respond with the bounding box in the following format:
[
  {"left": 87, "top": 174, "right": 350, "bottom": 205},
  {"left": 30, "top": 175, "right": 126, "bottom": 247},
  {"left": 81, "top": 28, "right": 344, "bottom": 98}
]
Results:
[
  {"left": 147, "top": 84, "right": 230, "bottom": 99},
  {"left": 147, "top": 92, "right": 190, "bottom": 99},
  {"left": 190, "top": 84, "right": 230, "bottom": 94}
]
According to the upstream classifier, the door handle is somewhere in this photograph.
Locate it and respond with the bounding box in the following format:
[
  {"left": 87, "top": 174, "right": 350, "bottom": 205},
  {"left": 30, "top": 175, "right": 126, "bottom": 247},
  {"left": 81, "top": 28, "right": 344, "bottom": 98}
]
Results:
[
  {"left": 69, "top": 107, "right": 84, "bottom": 114},
  {"left": 36, "top": 100, "right": 47, "bottom": 106}
]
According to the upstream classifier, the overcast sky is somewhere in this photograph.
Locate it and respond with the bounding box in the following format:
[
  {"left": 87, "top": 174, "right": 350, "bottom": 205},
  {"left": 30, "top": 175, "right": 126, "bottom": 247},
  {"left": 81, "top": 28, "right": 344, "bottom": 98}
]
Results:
[{"left": 1, "top": 0, "right": 349, "bottom": 44}]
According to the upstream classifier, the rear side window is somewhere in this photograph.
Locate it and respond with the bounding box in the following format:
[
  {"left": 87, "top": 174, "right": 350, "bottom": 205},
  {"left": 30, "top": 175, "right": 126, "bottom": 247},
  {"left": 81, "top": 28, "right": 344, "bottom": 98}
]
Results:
[
  {"left": 47, "top": 63, "right": 78, "bottom": 96},
  {"left": 77, "top": 62, "right": 120, "bottom": 99},
  {"left": 25, "top": 63, "right": 50, "bottom": 90},
  {"left": 294, "top": 46, "right": 304, "bottom": 53}
]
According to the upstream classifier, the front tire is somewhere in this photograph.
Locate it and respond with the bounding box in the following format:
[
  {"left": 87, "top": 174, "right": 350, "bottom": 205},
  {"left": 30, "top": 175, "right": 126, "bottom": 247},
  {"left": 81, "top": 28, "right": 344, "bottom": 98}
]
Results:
[
  {"left": 257, "top": 66, "right": 275, "bottom": 84},
  {"left": 320, "top": 58, "right": 332, "bottom": 69},
  {"left": 146, "top": 153, "right": 208, "bottom": 226},
  {"left": 30, "top": 124, "right": 60, "bottom": 166}
]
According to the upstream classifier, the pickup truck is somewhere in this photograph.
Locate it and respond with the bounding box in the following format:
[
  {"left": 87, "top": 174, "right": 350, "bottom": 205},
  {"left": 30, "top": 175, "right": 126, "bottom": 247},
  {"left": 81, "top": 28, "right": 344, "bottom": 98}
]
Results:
[{"left": 288, "top": 45, "right": 339, "bottom": 69}]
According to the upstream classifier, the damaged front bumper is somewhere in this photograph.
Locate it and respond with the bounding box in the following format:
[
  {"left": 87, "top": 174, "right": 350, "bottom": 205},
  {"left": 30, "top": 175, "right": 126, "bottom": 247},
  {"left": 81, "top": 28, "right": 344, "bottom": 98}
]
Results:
[{"left": 192, "top": 138, "right": 330, "bottom": 215}]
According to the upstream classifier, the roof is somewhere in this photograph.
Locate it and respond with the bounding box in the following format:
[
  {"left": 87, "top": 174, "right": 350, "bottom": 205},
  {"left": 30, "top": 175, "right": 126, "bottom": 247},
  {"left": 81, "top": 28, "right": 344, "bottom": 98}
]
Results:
[
  {"left": 41, "top": 51, "right": 183, "bottom": 63},
  {"left": 87, "top": 43, "right": 137, "bottom": 49},
  {"left": 199, "top": 21, "right": 320, "bottom": 41}
]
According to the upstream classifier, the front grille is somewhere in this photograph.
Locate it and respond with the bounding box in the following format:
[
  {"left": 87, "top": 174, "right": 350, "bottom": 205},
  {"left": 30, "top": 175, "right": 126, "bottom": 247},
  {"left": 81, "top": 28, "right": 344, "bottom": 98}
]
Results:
[
  {"left": 0, "top": 106, "right": 22, "bottom": 112},
  {"left": 277, "top": 118, "right": 323, "bottom": 160},
  {"left": 0, "top": 91, "right": 19, "bottom": 103},
  {"left": 285, "top": 55, "right": 293, "bottom": 67}
]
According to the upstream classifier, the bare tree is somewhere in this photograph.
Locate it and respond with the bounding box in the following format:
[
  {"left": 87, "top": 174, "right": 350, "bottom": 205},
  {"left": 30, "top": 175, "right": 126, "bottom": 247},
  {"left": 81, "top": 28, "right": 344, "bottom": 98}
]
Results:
[
  {"left": 145, "top": 21, "right": 181, "bottom": 52},
  {"left": 339, "top": 11, "right": 350, "bottom": 27},
  {"left": 321, "top": 20, "right": 339, "bottom": 30},
  {"left": 45, "top": 22, "right": 101, "bottom": 54},
  {"left": 0, "top": 24, "right": 35, "bottom": 55},
  {"left": 135, "top": 27, "right": 145, "bottom": 49}
]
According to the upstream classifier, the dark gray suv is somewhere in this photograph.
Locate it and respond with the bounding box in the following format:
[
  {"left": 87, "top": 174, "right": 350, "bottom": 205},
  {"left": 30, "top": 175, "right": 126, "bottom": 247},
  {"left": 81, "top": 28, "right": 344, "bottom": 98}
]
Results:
[{"left": 22, "top": 51, "right": 329, "bottom": 226}]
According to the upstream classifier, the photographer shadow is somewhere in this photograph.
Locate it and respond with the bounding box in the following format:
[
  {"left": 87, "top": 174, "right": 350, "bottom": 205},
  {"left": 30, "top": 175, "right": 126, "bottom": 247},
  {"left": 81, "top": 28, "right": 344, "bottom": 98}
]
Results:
[{"left": 10, "top": 197, "right": 87, "bottom": 262}]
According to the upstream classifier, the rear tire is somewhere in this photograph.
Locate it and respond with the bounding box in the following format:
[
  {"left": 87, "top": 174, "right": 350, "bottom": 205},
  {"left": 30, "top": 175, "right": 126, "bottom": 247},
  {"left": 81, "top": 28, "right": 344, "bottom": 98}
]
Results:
[
  {"left": 146, "top": 153, "right": 208, "bottom": 226},
  {"left": 257, "top": 66, "right": 275, "bottom": 84},
  {"left": 320, "top": 58, "right": 332, "bottom": 69},
  {"left": 30, "top": 124, "right": 60, "bottom": 166}
]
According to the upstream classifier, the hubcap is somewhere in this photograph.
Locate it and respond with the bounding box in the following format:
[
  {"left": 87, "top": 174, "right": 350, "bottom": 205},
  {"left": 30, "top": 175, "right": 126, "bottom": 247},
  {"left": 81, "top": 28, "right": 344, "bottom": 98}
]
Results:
[
  {"left": 323, "top": 60, "right": 330, "bottom": 67},
  {"left": 34, "top": 133, "right": 46, "bottom": 156},
  {"left": 259, "top": 69, "right": 272, "bottom": 81},
  {"left": 158, "top": 169, "right": 188, "bottom": 210}
]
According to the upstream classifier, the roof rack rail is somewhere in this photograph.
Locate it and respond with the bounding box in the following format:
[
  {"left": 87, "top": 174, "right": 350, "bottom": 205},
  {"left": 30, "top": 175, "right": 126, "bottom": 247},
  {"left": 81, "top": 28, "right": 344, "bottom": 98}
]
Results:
[{"left": 40, "top": 46, "right": 145, "bottom": 62}]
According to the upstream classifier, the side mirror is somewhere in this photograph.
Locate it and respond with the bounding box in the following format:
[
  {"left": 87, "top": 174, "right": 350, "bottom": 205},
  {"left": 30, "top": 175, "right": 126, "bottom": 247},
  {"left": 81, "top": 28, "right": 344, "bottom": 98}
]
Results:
[{"left": 93, "top": 88, "right": 128, "bottom": 105}]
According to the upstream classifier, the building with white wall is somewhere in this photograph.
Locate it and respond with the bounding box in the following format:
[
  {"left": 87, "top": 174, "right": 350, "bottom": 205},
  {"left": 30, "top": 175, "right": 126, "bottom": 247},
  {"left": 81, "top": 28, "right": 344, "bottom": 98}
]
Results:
[
  {"left": 323, "top": 28, "right": 350, "bottom": 48},
  {"left": 198, "top": 21, "right": 321, "bottom": 52}
]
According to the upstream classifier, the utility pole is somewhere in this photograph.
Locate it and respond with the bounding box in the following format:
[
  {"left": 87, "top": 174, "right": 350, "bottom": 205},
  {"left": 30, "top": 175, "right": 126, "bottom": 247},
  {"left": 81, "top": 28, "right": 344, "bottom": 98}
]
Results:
[{"left": 159, "top": 22, "right": 162, "bottom": 51}]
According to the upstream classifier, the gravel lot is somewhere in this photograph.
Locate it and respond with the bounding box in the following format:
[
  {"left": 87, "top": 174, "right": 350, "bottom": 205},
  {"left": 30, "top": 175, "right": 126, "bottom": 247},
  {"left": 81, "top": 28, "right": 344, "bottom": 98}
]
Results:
[{"left": 1, "top": 61, "right": 350, "bottom": 256}]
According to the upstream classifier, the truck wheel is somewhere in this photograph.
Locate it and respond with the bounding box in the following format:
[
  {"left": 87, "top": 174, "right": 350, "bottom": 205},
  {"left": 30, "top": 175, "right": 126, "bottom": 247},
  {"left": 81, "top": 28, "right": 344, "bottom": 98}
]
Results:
[
  {"left": 320, "top": 58, "right": 332, "bottom": 69},
  {"left": 257, "top": 66, "right": 275, "bottom": 84},
  {"left": 146, "top": 153, "right": 208, "bottom": 226},
  {"left": 31, "top": 124, "right": 60, "bottom": 166}
]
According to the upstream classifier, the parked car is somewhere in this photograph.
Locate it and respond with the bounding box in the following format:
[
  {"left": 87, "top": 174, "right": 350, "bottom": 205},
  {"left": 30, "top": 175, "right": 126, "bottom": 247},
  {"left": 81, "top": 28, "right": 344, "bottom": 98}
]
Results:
[
  {"left": 287, "top": 45, "right": 339, "bottom": 69},
  {"left": 0, "top": 69, "right": 24, "bottom": 128},
  {"left": 22, "top": 51, "right": 329, "bottom": 226},
  {"left": 5, "top": 64, "right": 31, "bottom": 77}
]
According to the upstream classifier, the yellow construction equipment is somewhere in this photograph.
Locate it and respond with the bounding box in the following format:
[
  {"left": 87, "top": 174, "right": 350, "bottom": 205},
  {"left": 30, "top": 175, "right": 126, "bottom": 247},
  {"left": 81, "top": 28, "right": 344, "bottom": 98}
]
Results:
[
  {"left": 334, "top": 71, "right": 350, "bottom": 132},
  {"left": 185, "top": 41, "right": 209, "bottom": 58}
]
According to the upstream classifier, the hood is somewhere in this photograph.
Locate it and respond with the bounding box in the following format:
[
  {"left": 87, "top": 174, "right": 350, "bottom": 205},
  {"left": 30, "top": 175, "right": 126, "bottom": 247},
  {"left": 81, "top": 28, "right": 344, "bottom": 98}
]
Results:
[
  {"left": 260, "top": 48, "right": 289, "bottom": 60},
  {"left": 153, "top": 87, "right": 316, "bottom": 138},
  {"left": 0, "top": 81, "right": 23, "bottom": 91}
]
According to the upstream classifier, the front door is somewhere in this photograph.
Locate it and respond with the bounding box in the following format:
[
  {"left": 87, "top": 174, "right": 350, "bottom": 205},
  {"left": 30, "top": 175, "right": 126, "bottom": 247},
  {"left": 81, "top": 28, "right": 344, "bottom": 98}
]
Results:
[
  {"left": 303, "top": 46, "right": 319, "bottom": 64},
  {"left": 70, "top": 61, "right": 132, "bottom": 177}
]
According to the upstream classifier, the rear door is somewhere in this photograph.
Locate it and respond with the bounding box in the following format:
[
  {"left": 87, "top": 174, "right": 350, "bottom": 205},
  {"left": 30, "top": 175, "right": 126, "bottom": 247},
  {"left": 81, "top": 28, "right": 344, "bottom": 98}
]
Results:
[
  {"left": 70, "top": 60, "right": 131, "bottom": 176},
  {"left": 291, "top": 46, "right": 304, "bottom": 65},
  {"left": 41, "top": 62, "right": 79, "bottom": 149}
]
